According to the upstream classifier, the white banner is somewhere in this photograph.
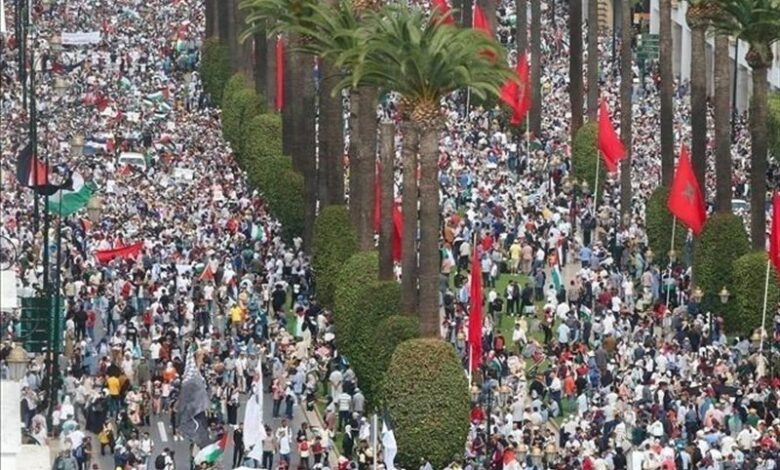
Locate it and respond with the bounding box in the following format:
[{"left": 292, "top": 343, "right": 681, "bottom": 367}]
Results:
[{"left": 61, "top": 31, "right": 102, "bottom": 46}]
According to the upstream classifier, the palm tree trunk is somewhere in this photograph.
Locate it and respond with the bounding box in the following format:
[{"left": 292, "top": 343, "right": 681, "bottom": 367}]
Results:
[
  {"left": 659, "top": 0, "right": 674, "bottom": 186},
  {"left": 401, "top": 121, "right": 419, "bottom": 315},
  {"left": 217, "top": 0, "right": 230, "bottom": 45},
  {"left": 749, "top": 64, "right": 769, "bottom": 249},
  {"left": 319, "top": 58, "right": 345, "bottom": 207},
  {"left": 226, "top": 0, "right": 240, "bottom": 72},
  {"left": 515, "top": 0, "right": 527, "bottom": 53},
  {"left": 266, "top": 36, "right": 277, "bottom": 113},
  {"left": 417, "top": 124, "right": 441, "bottom": 337},
  {"left": 569, "top": 0, "right": 584, "bottom": 140},
  {"left": 458, "top": 0, "right": 472, "bottom": 28},
  {"left": 205, "top": 0, "right": 217, "bottom": 38},
  {"left": 349, "top": 86, "right": 379, "bottom": 251},
  {"left": 477, "top": 0, "right": 497, "bottom": 37},
  {"left": 713, "top": 34, "right": 732, "bottom": 214},
  {"left": 619, "top": 0, "right": 632, "bottom": 217},
  {"left": 282, "top": 37, "right": 294, "bottom": 158},
  {"left": 285, "top": 43, "right": 316, "bottom": 250},
  {"left": 586, "top": 0, "right": 599, "bottom": 121},
  {"left": 529, "top": 0, "right": 542, "bottom": 136},
  {"left": 379, "top": 121, "right": 396, "bottom": 281},
  {"left": 236, "top": 6, "right": 255, "bottom": 84},
  {"left": 690, "top": 26, "right": 707, "bottom": 193},
  {"left": 253, "top": 32, "right": 268, "bottom": 100}
]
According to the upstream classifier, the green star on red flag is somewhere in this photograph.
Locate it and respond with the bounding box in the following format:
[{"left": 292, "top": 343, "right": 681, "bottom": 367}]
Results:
[{"left": 667, "top": 145, "right": 707, "bottom": 235}]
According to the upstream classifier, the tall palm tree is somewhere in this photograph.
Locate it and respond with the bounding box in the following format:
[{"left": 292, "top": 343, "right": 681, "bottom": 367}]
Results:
[
  {"left": 319, "top": 56, "right": 345, "bottom": 206},
  {"left": 710, "top": 0, "right": 780, "bottom": 248},
  {"left": 570, "top": 0, "right": 585, "bottom": 140},
  {"left": 343, "top": 5, "right": 513, "bottom": 333},
  {"left": 619, "top": 0, "right": 633, "bottom": 216},
  {"left": 713, "top": 33, "right": 732, "bottom": 213},
  {"left": 529, "top": 0, "right": 541, "bottom": 136},
  {"left": 516, "top": 0, "right": 527, "bottom": 54},
  {"left": 378, "top": 121, "right": 395, "bottom": 281},
  {"left": 586, "top": 0, "right": 599, "bottom": 120},
  {"left": 206, "top": 0, "right": 218, "bottom": 38},
  {"left": 400, "top": 118, "right": 419, "bottom": 314},
  {"left": 659, "top": 0, "right": 675, "bottom": 186},
  {"left": 686, "top": 0, "right": 711, "bottom": 192}
]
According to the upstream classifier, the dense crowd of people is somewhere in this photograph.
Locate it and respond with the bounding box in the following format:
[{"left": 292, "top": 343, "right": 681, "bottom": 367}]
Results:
[{"left": 1, "top": 0, "right": 779, "bottom": 469}]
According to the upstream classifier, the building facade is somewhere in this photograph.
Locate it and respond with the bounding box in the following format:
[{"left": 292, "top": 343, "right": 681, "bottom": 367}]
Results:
[{"left": 648, "top": 0, "right": 780, "bottom": 113}]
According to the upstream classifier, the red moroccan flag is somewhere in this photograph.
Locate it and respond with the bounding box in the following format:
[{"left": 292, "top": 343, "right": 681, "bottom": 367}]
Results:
[
  {"left": 391, "top": 203, "right": 403, "bottom": 262},
  {"left": 769, "top": 193, "right": 780, "bottom": 273},
  {"left": 431, "top": 0, "right": 455, "bottom": 25},
  {"left": 667, "top": 145, "right": 707, "bottom": 235},
  {"left": 468, "top": 244, "right": 483, "bottom": 371},
  {"left": 498, "top": 53, "right": 531, "bottom": 126},
  {"left": 275, "top": 37, "right": 285, "bottom": 111},
  {"left": 95, "top": 241, "right": 144, "bottom": 264},
  {"left": 597, "top": 99, "right": 626, "bottom": 173},
  {"left": 473, "top": 5, "right": 491, "bottom": 36},
  {"left": 373, "top": 161, "right": 382, "bottom": 232}
]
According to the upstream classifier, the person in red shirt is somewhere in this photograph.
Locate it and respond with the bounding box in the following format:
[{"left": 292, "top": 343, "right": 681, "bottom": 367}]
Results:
[{"left": 470, "top": 404, "right": 486, "bottom": 423}]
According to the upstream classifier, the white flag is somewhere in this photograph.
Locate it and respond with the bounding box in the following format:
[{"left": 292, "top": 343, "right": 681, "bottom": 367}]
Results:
[
  {"left": 0, "top": 0, "right": 6, "bottom": 35},
  {"left": 244, "top": 359, "right": 268, "bottom": 462},
  {"left": 382, "top": 418, "right": 397, "bottom": 470}
]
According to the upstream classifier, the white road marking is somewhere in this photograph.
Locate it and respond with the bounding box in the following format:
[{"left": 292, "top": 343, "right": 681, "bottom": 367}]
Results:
[{"left": 157, "top": 421, "right": 169, "bottom": 442}]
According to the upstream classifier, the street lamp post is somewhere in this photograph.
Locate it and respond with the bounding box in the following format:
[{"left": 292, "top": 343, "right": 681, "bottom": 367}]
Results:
[
  {"left": 87, "top": 196, "right": 104, "bottom": 224},
  {"left": 711, "top": 286, "right": 731, "bottom": 341},
  {"left": 3, "top": 344, "right": 28, "bottom": 381}
]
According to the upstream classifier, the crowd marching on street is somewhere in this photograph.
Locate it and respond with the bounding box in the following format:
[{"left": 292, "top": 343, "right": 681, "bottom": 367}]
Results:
[{"left": 0, "top": 0, "right": 779, "bottom": 469}]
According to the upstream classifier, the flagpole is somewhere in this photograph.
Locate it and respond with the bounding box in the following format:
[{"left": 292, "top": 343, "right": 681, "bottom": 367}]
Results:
[
  {"left": 760, "top": 258, "right": 771, "bottom": 356},
  {"left": 593, "top": 155, "right": 600, "bottom": 221},
  {"left": 372, "top": 413, "right": 378, "bottom": 470},
  {"left": 665, "top": 217, "right": 677, "bottom": 309}
]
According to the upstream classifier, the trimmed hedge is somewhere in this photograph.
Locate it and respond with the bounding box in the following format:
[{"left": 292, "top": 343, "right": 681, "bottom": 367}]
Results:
[
  {"left": 693, "top": 213, "right": 750, "bottom": 319},
  {"left": 244, "top": 113, "right": 283, "bottom": 163},
  {"left": 222, "top": 85, "right": 265, "bottom": 158},
  {"left": 381, "top": 339, "right": 470, "bottom": 469},
  {"left": 770, "top": 92, "right": 780, "bottom": 160},
  {"left": 646, "top": 187, "right": 688, "bottom": 268},
  {"left": 732, "top": 252, "right": 779, "bottom": 334},
  {"left": 200, "top": 38, "right": 232, "bottom": 106},
  {"left": 313, "top": 205, "right": 359, "bottom": 307},
  {"left": 374, "top": 314, "right": 420, "bottom": 388},
  {"left": 571, "top": 122, "right": 604, "bottom": 201},
  {"left": 268, "top": 169, "right": 306, "bottom": 241}
]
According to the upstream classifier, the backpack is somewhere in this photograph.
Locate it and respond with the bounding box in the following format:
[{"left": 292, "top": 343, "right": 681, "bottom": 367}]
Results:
[{"left": 155, "top": 454, "right": 166, "bottom": 470}]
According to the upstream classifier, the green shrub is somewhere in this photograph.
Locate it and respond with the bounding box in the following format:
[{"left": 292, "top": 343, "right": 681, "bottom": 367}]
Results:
[
  {"left": 244, "top": 113, "right": 283, "bottom": 163},
  {"left": 222, "top": 87, "right": 264, "bottom": 158},
  {"left": 373, "top": 314, "right": 419, "bottom": 391},
  {"left": 313, "top": 205, "right": 359, "bottom": 307},
  {"left": 571, "top": 122, "right": 604, "bottom": 201},
  {"left": 693, "top": 213, "right": 750, "bottom": 319},
  {"left": 732, "top": 252, "right": 779, "bottom": 334},
  {"left": 223, "top": 73, "right": 248, "bottom": 105},
  {"left": 381, "top": 339, "right": 470, "bottom": 469},
  {"left": 646, "top": 187, "right": 688, "bottom": 268},
  {"left": 334, "top": 251, "right": 380, "bottom": 361},
  {"left": 769, "top": 92, "right": 780, "bottom": 160},
  {"left": 266, "top": 169, "right": 305, "bottom": 241},
  {"left": 200, "top": 38, "right": 232, "bottom": 106}
]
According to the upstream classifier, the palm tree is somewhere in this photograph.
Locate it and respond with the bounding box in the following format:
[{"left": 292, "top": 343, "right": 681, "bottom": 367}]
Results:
[
  {"left": 516, "top": 0, "right": 527, "bottom": 54},
  {"left": 710, "top": 0, "right": 780, "bottom": 248},
  {"left": 686, "top": 0, "right": 711, "bottom": 192},
  {"left": 378, "top": 121, "right": 395, "bottom": 281},
  {"left": 619, "top": 0, "right": 633, "bottom": 216},
  {"left": 570, "top": 0, "right": 585, "bottom": 140},
  {"left": 319, "top": 56, "right": 345, "bottom": 206},
  {"left": 586, "top": 0, "right": 599, "bottom": 120},
  {"left": 659, "top": 0, "right": 675, "bottom": 186},
  {"left": 713, "top": 33, "right": 732, "bottom": 213},
  {"left": 400, "top": 118, "right": 419, "bottom": 314},
  {"left": 206, "top": 0, "right": 218, "bottom": 38},
  {"left": 343, "top": 5, "right": 513, "bottom": 333},
  {"left": 529, "top": 0, "right": 541, "bottom": 136}
]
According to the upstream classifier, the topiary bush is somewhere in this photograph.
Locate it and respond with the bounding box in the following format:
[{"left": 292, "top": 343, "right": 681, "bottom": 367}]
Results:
[
  {"left": 571, "top": 122, "right": 605, "bottom": 201},
  {"left": 373, "top": 314, "right": 419, "bottom": 395},
  {"left": 381, "top": 339, "right": 470, "bottom": 469},
  {"left": 693, "top": 213, "right": 750, "bottom": 318},
  {"left": 646, "top": 186, "right": 688, "bottom": 268},
  {"left": 732, "top": 252, "right": 779, "bottom": 334},
  {"left": 244, "top": 113, "right": 283, "bottom": 163},
  {"left": 200, "top": 38, "right": 232, "bottom": 106},
  {"left": 334, "top": 251, "right": 381, "bottom": 359},
  {"left": 266, "top": 169, "right": 305, "bottom": 241},
  {"left": 313, "top": 205, "right": 359, "bottom": 308},
  {"left": 222, "top": 87, "right": 265, "bottom": 158}
]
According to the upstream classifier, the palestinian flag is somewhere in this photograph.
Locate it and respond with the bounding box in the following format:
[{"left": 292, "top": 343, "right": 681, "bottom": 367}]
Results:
[
  {"left": 46, "top": 172, "right": 94, "bottom": 217},
  {"left": 194, "top": 433, "right": 228, "bottom": 465},
  {"left": 15, "top": 143, "right": 49, "bottom": 187}
]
